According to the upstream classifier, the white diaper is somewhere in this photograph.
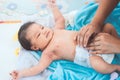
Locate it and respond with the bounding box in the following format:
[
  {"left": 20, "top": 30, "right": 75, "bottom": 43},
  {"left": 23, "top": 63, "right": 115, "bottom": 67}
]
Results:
[{"left": 74, "top": 46, "right": 115, "bottom": 67}]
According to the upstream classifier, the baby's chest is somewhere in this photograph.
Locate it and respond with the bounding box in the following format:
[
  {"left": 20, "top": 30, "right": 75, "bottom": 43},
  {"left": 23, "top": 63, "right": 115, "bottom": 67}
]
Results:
[{"left": 53, "top": 42, "right": 75, "bottom": 58}]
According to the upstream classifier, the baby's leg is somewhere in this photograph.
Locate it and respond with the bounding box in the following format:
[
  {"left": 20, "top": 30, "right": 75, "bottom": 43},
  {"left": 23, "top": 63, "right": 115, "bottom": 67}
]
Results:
[
  {"left": 89, "top": 55, "right": 120, "bottom": 74},
  {"left": 102, "top": 23, "right": 119, "bottom": 38}
]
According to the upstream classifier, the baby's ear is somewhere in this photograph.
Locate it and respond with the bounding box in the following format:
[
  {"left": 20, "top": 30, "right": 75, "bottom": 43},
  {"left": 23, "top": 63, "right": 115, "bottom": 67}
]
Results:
[{"left": 31, "top": 46, "right": 39, "bottom": 50}]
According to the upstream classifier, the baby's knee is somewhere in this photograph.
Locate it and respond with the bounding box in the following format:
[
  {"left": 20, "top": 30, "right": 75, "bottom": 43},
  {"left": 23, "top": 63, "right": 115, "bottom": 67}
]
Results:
[
  {"left": 102, "top": 23, "right": 114, "bottom": 33},
  {"left": 103, "top": 23, "right": 118, "bottom": 38}
]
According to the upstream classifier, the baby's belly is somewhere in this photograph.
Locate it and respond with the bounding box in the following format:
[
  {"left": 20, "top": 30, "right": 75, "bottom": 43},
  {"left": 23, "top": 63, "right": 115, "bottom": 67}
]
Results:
[{"left": 59, "top": 43, "right": 76, "bottom": 61}]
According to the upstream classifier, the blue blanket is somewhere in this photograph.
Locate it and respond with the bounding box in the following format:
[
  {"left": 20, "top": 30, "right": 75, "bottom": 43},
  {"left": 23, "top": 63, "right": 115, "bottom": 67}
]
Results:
[{"left": 31, "top": 2, "right": 120, "bottom": 80}]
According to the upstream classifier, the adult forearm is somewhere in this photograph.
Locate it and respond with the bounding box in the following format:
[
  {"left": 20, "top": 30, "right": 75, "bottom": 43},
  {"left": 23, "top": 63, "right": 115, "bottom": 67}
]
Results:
[{"left": 91, "top": 0, "right": 119, "bottom": 27}]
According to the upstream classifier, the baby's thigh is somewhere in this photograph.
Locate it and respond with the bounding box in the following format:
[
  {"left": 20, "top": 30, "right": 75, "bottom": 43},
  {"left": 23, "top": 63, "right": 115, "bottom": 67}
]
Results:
[
  {"left": 89, "top": 55, "right": 103, "bottom": 67},
  {"left": 89, "top": 55, "right": 118, "bottom": 74},
  {"left": 89, "top": 55, "right": 108, "bottom": 71}
]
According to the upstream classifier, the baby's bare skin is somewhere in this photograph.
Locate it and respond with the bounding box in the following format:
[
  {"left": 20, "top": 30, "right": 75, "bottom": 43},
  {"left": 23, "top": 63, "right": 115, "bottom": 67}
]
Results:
[{"left": 43, "top": 30, "right": 77, "bottom": 61}]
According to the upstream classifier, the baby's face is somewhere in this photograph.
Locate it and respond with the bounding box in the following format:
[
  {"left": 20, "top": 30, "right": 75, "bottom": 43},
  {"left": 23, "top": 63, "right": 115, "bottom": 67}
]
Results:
[{"left": 26, "top": 23, "right": 54, "bottom": 50}]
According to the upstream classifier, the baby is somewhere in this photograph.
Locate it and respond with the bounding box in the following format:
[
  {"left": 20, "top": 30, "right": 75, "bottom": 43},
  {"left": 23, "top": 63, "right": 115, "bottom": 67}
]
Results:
[{"left": 10, "top": 0, "right": 120, "bottom": 80}]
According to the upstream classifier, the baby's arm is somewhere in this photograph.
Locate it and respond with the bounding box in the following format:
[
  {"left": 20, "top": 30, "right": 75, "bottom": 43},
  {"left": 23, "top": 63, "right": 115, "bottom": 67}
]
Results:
[
  {"left": 48, "top": 0, "right": 65, "bottom": 29},
  {"left": 10, "top": 53, "right": 53, "bottom": 80}
]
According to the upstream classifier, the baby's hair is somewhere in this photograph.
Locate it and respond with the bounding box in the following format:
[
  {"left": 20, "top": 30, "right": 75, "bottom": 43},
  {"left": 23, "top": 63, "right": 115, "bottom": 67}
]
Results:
[{"left": 18, "top": 22, "right": 35, "bottom": 50}]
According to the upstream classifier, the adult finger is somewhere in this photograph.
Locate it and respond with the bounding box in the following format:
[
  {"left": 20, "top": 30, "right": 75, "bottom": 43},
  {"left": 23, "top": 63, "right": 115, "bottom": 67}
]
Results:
[
  {"left": 87, "top": 43, "right": 101, "bottom": 51},
  {"left": 77, "top": 27, "right": 84, "bottom": 46},
  {"left": 93, "top": 36, "right": 101, "bottom": 42},
  {"left": 87, "top": 46, "right": 100, "bottom": 51},
  {"left": 79, "top": 26, "right": 88, "bottom": 47},
  {"left": 87, "top": 42, "right": 94, "bottom": 47},
  {"left": 83, "top": 28, "right": 91, "bottom": 47},
  {"left": 76, "top": 35, "right": 80, "bottom": 46},
  {"left": 95, "top": 32, "right": 106, "bottom": 37},
  {"left": 83, "top": 24, "right": 96, "bottom": 47},
  {"left": 74, "top": 34, "right": 77, "bottom": 41},
  {"left": 87, "top": 40, "right": 100, "bottom": 46},
  {"left": 90, "top": 50, "right": 102, "bottom": 54}
]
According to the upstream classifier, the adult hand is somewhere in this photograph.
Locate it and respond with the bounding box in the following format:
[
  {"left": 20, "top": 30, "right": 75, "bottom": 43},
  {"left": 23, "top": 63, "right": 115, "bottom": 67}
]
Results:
[
  {"left": 74, "top": 24, "right": 102, "bottom": 47},
  {"left": 87, "top": 33, "right": 120, "bottom": 54}
]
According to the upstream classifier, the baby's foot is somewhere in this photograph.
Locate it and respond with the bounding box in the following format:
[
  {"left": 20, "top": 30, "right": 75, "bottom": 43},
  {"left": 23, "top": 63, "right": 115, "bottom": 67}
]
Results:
[{"left": 110, "top": 72, "right": 119, "bottom": 80}]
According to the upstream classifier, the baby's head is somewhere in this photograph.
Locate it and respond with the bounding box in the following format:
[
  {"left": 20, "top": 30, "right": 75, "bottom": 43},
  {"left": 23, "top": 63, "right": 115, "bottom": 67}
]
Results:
[{"left": 18, "top": 22, "right": 54, "bottom": 51}]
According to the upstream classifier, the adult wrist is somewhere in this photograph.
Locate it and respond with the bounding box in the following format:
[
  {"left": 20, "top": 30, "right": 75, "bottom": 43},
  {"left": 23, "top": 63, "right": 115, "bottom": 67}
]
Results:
[
  {"left": 89, "top": 22, "right": 104, "bottom": 28},
  {"left": 89, "top": 22, "right": 104, "bottom": 32}
]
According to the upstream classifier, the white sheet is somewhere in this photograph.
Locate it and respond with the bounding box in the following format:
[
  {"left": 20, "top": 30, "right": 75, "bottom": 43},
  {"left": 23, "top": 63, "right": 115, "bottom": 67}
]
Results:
[{"left": 17, "top": 48, "right": 52, "bottom": 80}]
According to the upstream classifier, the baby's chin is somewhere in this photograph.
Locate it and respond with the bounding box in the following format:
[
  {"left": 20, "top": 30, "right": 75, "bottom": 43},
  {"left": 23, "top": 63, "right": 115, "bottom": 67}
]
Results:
[{"left": 50, "top": 30, "right": 54, "bottom": 40}]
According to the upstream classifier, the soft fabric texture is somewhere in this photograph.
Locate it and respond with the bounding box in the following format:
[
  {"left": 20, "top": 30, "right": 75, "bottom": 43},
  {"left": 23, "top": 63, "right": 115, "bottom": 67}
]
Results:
[{"left": 19, "top": 2, "right": 120, "bottom": 80}]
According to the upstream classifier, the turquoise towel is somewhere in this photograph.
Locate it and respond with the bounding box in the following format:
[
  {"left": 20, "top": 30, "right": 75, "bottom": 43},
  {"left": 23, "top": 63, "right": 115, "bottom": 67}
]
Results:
[{"left": 31, "top": 2, "right": 120, "bottom": 80}]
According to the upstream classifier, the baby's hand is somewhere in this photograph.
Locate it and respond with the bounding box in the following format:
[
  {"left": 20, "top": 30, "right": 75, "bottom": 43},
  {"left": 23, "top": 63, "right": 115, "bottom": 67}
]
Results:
[
  {"left": 10, "top": 70, "right": 22, "bottom": 80},
  {"left": 48, "top": 0, "right": 56, "bottom": 4},
  {"left": 48, "top": 0, "right": 56, "bottom": 8}
]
